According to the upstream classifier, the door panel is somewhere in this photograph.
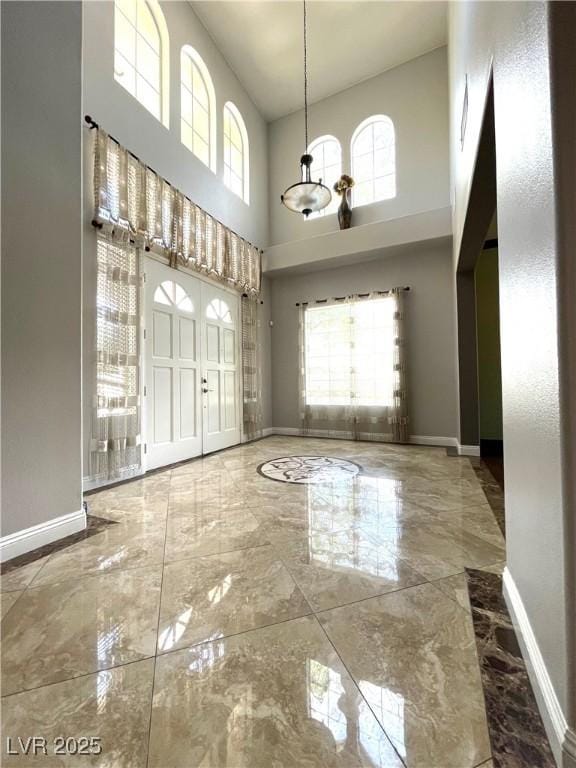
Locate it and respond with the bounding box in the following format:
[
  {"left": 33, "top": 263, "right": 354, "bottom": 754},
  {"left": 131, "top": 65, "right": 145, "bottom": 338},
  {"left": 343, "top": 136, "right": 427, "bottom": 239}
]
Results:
[
  {"left": 224, "top": 370, "right": 236, "bottom": 429},
  {"left": 206, "top": 324, "right": 220, "bottom": 362},
  {"left": 223, "top": 328, "right": 235, "bottom": 364},
  {"left": 206, "top": 369, "right": 220, "bottom": 434},
  {"left": 179, "top": 368, "right": 196, "bottom": 438},
  {"left": 145, "top": 261, "right": 202, "bottom": 469},
  {"left": 179, "top": 317, "right": 196, "bottom": 360},
  {"left": 153, "top": 311, "right": 172, "bottom": 358},
  {"left": 153, "top": 367, "right": 172, "bottom": 443},
  {"left": 201, "top": 285, "right": 240, "bottom": 453}
]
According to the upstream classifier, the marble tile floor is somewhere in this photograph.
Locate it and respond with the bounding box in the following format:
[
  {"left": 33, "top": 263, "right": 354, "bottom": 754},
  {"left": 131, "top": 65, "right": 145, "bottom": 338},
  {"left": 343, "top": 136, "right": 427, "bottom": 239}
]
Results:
[
  {"left": 466, "top": 569, "right": 556, "bottom": 768},
  {"left": 0, "top": 435, "right": 536, "bottom": 767}
]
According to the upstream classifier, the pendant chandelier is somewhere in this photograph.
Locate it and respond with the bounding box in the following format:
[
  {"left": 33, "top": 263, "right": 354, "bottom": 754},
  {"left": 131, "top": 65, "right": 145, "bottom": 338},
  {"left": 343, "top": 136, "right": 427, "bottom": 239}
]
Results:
[{"left": 280, "top": 0, "right": 332, "bottom": 218}]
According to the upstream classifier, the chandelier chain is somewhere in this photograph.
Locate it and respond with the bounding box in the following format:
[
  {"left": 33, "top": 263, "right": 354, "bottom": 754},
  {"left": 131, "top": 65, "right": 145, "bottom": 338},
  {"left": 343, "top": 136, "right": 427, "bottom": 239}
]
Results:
[
  {"left": 280, "top": 0, "right": 331, "bottom": 216},
  {"left": 303, "top": 0, "right": 308, "bottom": 152}
]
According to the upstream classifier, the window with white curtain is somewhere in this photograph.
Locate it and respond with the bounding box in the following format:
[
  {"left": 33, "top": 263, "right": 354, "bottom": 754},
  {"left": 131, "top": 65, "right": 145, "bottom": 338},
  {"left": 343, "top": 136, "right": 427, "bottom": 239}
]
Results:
[
  {"left": 304, "top": 298, "right": 395, "bottom": 407},
  {"left": 351, "top": 115, "right": 396, "bottom": 207},
  {"left": 180, "top": 46, "right": 216, "bottom": 171},
  {"left": 223, "top": 101, "right": 249, "bottom": 203},
  {"left": 307, "top": 136, "right": 341, "bottom": 219},
  {"left": 114, "top": 0, "right": 169, "bottom": 126}
]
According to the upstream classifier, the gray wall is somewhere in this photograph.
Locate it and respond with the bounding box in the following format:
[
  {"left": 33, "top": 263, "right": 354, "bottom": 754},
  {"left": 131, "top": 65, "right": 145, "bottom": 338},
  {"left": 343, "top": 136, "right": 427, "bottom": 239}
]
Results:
[
  {"left": 83, "top": 0, "right": 268, "bottom": 247},
  {"left": 450, "top": 1, "right": 575, "bottom": 760},
  {"left": 270, "top": 242, "right": 458, "bottom": 439},
  {"left": 268, "top": 46, "right": 450, "bottom": 246},
  {"left": 1, "top": 2, "right": 83, "bottom": 535}
]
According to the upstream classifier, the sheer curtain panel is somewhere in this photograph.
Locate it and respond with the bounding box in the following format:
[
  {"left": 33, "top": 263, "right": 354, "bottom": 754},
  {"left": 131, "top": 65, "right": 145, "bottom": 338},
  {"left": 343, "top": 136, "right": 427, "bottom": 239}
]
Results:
[
  {"left": 90, "top": 236, "right": 142, "bottom": 482},
  {"left": 299, "top": 289, "right": 409, "bottom": 442},
  {"left": 241, "top": 296, "right": 263, "bottom": 441}
]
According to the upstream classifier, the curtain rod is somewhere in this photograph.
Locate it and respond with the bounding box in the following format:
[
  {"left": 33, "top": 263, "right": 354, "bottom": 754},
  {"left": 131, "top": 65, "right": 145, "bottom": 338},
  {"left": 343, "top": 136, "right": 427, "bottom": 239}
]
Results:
[
  {"left": 242, "top": 293, "right": 264, "bottom": 304},
  {"left": 295, "top": 287, "right": 410, "bottom": 306},
  {"left": 84, "top": 115, "right": 264, "bottom": 254}
]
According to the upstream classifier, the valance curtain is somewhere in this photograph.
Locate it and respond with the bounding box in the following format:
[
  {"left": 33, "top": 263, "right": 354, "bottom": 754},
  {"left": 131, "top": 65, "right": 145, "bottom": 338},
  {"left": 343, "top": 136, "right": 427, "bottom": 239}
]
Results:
[
  {"left": 92, "top": 127, "right": 261, "bottom": 296},
  {"left": 298, "top": 289, "right": 409, "bottom": 442},
  {"left": 90, "top": 236, "right": 142, "bottom": 482},
  {"left": 241, "top": 296, "right": 263, "bottom": 441}
]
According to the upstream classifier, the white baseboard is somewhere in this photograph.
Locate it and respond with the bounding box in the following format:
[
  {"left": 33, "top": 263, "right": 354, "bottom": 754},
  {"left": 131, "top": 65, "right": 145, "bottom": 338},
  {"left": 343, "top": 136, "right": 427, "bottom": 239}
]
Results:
[
  {"left": 410, "top": 435, "right": 458, "bottom": 448},
  {"left": 271, "top": 427, "right": 460, "bottom": 449},
  {"left": 270, "top": 428, "right": 479, "bottom": 456},
  {"left": 503, "top": 567, "right": 575, "bottom": 767},
  {"left": 261, "top": 427, "right": 275, "bottom": 437},
  {"left": 0, "top": 508, "right": 87, "bottom": 563},
  {"left": 272, "top": 427, "right": 302, "bottom": 436},
  {"left": 458, "top": 444, "right": 481, "bottom": 456}
]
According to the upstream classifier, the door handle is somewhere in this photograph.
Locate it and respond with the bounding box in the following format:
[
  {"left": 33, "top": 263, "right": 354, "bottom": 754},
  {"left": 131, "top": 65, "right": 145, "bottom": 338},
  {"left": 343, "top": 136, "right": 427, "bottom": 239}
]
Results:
[{"left": 202, "top": 388, "right": 214, "bottom": 393}]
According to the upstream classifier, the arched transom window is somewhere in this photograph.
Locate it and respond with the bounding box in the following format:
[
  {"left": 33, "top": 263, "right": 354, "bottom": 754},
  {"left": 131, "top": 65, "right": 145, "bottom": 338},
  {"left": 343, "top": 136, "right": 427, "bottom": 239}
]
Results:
[
  {"left": 223, "top": 102, "right": 249, "bottom": 204},
  {"left": 351, "top": 115, "right": 396, "bottom": 207},
  {"left": 306, "top": 136, "right": 342, "bottom": 219},
  {"left": 206, "top": 298, "right": 232, "bottom": 323},
  {"left": 114, "top": 0, "right": 169, "bottom": 126},
  {"left": 154, "top": 281, "right": 194, "bottom": 313},
  {"left": 180, "top": 46, "right": 216, "bottom": 172}
]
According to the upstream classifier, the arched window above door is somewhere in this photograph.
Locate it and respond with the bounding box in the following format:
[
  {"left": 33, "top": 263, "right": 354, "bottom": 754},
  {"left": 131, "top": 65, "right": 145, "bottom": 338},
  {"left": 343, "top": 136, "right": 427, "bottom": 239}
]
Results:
[
  {"left": 206, "top": 298, "right": 232, "bottom": 323},
  {"left": 154, "top": 280, "right": 194, "bottom": 312}
]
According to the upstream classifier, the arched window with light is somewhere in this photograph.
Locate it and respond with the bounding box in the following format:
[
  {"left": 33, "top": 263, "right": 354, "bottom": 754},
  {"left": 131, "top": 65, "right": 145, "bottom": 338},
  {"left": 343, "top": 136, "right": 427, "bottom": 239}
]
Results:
[
  {"left": 306, "top": 136, "right": 341, "bottom": 219},
  {"left": 223, "top": 102, "right": 249, "bottom": 204},
  {"left": 180, "top": 46, "right": 216, "bottom": 172},
  {"left": 114, "top": 0, "right": 169, "bottom": 126},
  {"left": 351, "top": 115, "right": 396, "bottom": 207}
]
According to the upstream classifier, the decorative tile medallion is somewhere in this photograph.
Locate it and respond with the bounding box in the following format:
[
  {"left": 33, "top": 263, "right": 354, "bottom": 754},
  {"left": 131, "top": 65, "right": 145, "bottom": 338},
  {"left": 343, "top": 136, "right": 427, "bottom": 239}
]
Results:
[{"left": 257, "top": 456, "right": 361, "bottom": 484}]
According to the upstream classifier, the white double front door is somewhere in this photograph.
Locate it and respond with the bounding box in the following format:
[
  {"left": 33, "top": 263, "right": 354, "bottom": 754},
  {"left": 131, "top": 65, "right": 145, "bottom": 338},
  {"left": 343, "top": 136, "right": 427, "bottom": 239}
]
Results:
[{"left": 144, "top": 259, "right": 240, "bottom": 470}]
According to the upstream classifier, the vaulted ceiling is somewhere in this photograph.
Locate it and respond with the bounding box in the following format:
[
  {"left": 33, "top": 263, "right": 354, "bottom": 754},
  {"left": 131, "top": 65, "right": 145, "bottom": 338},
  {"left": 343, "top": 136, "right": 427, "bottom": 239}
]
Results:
[{"left": 190, "top": 1, "right": 447, "bottom": 122}]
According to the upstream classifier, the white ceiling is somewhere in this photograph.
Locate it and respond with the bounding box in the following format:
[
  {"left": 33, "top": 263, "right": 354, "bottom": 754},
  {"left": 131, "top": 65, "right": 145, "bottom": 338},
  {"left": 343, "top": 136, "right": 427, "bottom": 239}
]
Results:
[{"left": 190, "top": 1, "right": 447, "bottom": 122}]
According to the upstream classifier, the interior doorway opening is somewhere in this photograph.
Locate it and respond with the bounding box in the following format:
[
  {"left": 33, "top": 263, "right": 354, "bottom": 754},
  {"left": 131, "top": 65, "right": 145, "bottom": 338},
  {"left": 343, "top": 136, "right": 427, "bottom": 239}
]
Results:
[
  {"left": 456, "top": 76, "right": 504, "bottom": 492},
  {"left": 475, "top": 215, "right": 504, "bottom": 488}
]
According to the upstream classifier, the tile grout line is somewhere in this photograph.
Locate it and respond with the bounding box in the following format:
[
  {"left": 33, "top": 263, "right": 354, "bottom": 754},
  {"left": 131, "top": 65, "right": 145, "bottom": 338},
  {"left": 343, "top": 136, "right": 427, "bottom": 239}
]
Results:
[
  {"left": 0, "top": 570, "right": 502, "bottom": 702},
  {"left": 268, "top": 537, "right": 432, "bottom": 615},
  {"left": 0, "top": 655, "right": 154, "bottom": 701},
  {"left": 11, "top": 556, "right": 167, "bottom": 592},
  {"left": 144, "top": 468, "right": 173, "bottom": 768},
  {"left": 3, "top": 574, "right": 438, "bottom": 701},
  {"left": 312, "top": 612, "right": 409, "bottom": 768},
  {"left": 0, "top": 589, "right": 27, "bottom": 625},
  {"left": 15, "top": 547, "right": 56, "bottom": 592},
  {"left": 0, "top": 617, "right": 326, "bottom": 701},
  {"left": 310, "top": 578, "right": 431, "bottom": 616}
]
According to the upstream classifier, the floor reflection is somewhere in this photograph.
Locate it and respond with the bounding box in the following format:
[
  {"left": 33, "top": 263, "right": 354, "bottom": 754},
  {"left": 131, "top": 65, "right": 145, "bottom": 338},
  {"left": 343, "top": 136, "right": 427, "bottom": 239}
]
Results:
[
  {"left": 308, "top": 658, "right": 402, "bottom": 767},
  {"left": 305, "top": 529, "right": 399, "bottom": 582}
]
